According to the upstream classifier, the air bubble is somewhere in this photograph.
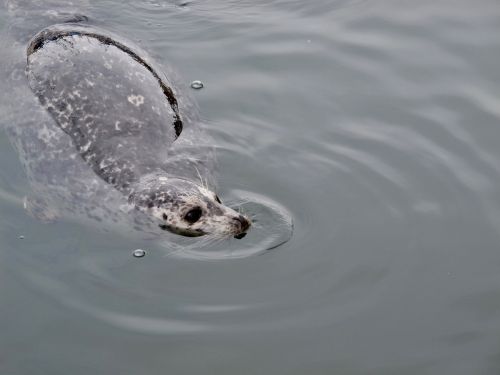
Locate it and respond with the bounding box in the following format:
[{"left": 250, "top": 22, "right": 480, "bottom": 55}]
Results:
[
  {"left": 190, "top": 80, "right": 204, "bottom": 90},
  {"left": 132, "top": 249, "right": 146, "bottom": 258}
]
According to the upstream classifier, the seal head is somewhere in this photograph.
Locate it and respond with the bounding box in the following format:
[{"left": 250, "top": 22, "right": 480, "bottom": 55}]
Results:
[{"left": 129, "top": 174, "right": 251, "bottom": 237}]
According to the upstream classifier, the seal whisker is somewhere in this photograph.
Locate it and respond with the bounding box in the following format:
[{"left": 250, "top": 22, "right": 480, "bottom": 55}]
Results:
[{"left": 193, "top": 165, "right": 207, "bottom": 190}]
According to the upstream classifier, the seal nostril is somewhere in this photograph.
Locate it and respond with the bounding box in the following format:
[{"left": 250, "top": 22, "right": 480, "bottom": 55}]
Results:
[{"left": 234, "top": 215, "right": 250, "bottom": 231}]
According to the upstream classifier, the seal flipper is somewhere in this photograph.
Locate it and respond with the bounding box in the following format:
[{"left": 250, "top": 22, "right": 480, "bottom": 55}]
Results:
[{"left": 23, "top": 196, "right": 59, "bottom": 223}]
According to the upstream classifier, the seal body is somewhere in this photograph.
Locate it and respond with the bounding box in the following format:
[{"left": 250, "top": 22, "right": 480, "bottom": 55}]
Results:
[
  {"left": 27, "top": 24, "right": 182, "bottom": 192},
  {"left": 1, "top": 8, "right": 250, "bottom": 237}
]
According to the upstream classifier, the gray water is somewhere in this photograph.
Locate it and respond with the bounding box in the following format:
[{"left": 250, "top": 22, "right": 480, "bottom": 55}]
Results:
[{"left": 1, "top": 0, "right": 500, "bottom": 374}]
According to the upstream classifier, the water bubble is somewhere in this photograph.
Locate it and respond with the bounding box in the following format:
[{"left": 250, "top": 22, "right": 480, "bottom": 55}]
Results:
[
  {"left": 18, "top": 235, "right": 25, "bottom": 240},
  {"left": 190, "top": 80, "right": 204, "bottom": 90},
  {"left": 132, "top": 249, "right": 146, "bottom": 258}
]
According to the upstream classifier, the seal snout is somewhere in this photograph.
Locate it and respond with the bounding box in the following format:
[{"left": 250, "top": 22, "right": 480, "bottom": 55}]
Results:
[
  {"left": 233, "top": 214, "right": 251, "bottom": 233},
  {"left": 232, "top": 215, "right": 251, "bottom": 240}
]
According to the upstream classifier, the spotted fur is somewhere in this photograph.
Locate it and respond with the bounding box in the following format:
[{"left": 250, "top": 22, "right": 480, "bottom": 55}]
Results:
[{"left": 23, "top": 23, "right": 250, "bottom": 237}]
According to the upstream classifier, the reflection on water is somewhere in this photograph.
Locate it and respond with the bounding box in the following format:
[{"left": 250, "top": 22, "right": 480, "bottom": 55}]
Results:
[{"left": 1, "top": 0, "right": 500, "bottom": 374}]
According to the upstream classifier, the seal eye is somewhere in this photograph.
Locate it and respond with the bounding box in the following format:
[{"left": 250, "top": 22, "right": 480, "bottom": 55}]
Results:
[
  {"left": 184, "top": 207, "right": 202, "bottom": 224},
  {"left": 215, "top": 195, "right": 222, "bottom": 204},
  {"left": 162, "top": 213, "right": 168, "bottom": 220}
]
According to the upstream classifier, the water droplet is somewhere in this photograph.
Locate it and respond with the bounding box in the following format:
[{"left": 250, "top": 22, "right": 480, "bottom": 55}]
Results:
[
  {"left": 190, "top": 80, "right": 204, "bottom": 90},
  {"left": 133, "top": 249, "right": 146, "bottom": 258}
]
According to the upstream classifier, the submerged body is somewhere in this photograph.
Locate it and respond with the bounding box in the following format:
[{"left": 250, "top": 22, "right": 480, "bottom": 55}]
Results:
[{"left": 2, "top": 4, "right": 250, "bottom": 237}]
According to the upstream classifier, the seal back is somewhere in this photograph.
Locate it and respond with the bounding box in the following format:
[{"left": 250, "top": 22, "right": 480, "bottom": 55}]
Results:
[{"left": 26, "top": 24, "right": 183, "bottom": 190}]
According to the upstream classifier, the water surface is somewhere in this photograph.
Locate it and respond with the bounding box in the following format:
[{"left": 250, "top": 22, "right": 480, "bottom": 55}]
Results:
[{"left": 1, "top": 0, "right": 500, "bottom": 374}]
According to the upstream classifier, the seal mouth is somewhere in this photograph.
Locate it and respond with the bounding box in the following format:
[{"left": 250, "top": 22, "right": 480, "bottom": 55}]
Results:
[{"left": 159, "top": 224, "right": 206, "bottom": 237}]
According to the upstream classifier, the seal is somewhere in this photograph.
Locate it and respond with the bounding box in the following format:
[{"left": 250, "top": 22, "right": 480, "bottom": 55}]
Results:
[{"left": 14, "top": 21, "right": 250, "bottom": 238}]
